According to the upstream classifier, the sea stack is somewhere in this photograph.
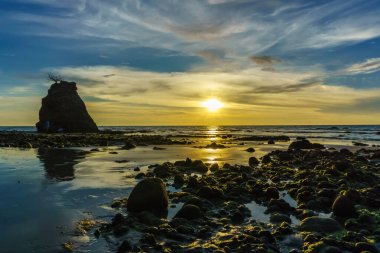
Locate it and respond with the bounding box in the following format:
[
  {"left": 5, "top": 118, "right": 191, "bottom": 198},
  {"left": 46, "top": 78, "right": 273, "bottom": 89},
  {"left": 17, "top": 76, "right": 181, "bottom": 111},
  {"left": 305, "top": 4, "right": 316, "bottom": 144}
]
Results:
[{"left": 36, "top": 81, "right": 98, "bottom": 133}]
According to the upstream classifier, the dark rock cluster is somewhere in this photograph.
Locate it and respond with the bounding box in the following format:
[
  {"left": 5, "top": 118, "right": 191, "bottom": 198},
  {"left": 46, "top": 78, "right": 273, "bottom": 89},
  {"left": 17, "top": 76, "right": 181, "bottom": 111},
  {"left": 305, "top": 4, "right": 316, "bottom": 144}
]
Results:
[
  {"left": 96, "top": 141, "right": 380, "bottom": 252},
  {"left": 0, "top": 132, "right": 189, "bottom": 148}
]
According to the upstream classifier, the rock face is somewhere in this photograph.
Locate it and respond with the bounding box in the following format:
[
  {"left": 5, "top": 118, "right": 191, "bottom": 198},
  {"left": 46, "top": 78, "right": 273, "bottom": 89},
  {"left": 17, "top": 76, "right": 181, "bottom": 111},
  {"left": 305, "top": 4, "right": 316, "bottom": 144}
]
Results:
[
  {"left": 127, "top": 178, "right": 168, "bottom": 217},
  {"left": 36, "top": 81, "right": 98, "bottom": 133}
]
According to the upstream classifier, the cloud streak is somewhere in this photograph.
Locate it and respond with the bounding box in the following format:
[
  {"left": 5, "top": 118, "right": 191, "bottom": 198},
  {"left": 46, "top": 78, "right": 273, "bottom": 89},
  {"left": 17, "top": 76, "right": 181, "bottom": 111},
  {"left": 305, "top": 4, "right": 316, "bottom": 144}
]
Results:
[
  {"left": 344, "top": 58, "right": 380, "bottom": 75},
  {"left": 5, "top": 0, "right": 380, "bottom": 56}
]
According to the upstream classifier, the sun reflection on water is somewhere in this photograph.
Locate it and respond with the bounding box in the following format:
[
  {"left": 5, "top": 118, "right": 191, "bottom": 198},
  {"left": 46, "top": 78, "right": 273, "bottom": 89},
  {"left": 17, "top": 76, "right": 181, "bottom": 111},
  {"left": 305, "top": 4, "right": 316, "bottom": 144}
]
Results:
[{"left": 207, "top": 126, "right": 219, "bottom": 141}]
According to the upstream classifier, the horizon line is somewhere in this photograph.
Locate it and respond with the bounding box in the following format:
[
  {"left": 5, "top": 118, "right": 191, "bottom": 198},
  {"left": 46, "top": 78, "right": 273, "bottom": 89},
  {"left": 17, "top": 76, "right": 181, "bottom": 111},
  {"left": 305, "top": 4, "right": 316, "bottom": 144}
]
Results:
[{"left": 1, "top": 124, "right": 380, "bottom": 127}]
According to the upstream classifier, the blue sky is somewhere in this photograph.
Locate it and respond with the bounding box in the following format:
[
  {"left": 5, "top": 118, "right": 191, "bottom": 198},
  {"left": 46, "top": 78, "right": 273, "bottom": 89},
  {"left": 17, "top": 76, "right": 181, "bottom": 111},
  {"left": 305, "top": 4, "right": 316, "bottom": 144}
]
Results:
[{"left": 1, "top": 0, "right": 380, "bottom": 125}]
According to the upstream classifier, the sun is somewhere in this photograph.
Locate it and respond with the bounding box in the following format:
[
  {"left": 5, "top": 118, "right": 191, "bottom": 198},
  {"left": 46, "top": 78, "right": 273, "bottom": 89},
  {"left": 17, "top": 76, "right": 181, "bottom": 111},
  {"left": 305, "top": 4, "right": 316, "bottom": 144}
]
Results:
[{"left": 202, "top": 99, "right": 224, "bottom": 112}]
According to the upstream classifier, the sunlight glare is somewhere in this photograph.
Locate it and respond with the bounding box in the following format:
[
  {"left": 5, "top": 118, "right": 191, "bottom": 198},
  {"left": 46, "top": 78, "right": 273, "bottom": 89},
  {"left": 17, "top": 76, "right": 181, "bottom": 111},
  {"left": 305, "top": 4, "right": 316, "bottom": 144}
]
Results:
[{"left": 202, "top": 99, "right": 224, "bottom": 112}]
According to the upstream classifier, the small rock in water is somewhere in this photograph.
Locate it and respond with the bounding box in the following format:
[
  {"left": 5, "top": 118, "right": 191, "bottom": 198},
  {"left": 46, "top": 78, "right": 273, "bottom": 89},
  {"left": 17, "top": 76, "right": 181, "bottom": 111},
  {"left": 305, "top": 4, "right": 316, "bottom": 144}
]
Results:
[
  {"left": 352, "top": 141, "right": 368, "bottom": 146},
  {"left": 205, "top": 142, "right": 226, "bottom": 149},
  {"left": 245, "top": 147, "right": 255, "bottom": 153},
  {"left": 122, "top": 141, "right": 136, "bottom": 150},
  {"left": 115, "top": 159, "right": 129, "bottom": 163},
  {"left": 153, "top": 146, "right": 166, "bottom": 150}
]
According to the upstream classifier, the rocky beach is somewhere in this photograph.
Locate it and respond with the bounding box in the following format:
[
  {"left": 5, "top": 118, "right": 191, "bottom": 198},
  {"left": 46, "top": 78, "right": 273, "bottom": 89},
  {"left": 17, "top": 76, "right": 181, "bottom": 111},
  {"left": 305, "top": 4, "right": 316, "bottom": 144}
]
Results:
[{"left": 0, "top": 126, "right": 380, "bottom": 253}]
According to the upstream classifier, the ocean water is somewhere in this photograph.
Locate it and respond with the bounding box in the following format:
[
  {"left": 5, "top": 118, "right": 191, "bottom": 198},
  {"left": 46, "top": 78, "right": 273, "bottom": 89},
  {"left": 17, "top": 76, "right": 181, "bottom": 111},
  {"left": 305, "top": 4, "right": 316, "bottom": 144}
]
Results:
[
  {"left": 2, "top": 125, "right": 380, "bottom": 145},
  {"left": 0, "top": 125, "right": 380, "bottom": 252}
]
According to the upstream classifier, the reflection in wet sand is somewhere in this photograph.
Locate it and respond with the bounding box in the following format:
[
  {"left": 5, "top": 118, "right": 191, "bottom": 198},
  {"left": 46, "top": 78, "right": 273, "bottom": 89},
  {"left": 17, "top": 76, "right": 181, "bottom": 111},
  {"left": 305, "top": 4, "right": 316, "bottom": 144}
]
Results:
[{"left": 38, "top": 148, "right": 88, "bottom": 181}]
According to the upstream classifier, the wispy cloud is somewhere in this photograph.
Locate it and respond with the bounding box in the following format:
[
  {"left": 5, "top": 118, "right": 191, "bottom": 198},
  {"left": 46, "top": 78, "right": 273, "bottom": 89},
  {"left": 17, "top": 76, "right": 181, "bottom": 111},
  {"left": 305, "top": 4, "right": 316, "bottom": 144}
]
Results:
[
  {"left": 344, "top": 58, "right": 380, "bottom": 75},
  {"left": 6, "top": 0, "right": 380, "bottom": 56},
  {"left": 250, "top": 55, "right": 281, "bottom": 71},
  {"left": 252, "top": 81, "right": 318, "bottom": 94}
]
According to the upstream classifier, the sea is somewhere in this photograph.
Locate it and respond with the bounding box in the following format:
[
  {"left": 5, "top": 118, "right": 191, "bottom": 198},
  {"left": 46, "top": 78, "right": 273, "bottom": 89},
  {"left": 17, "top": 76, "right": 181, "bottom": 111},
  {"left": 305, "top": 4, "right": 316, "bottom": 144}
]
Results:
[{"left": 1, "top": 125, "right": 380, "bottom": 145}]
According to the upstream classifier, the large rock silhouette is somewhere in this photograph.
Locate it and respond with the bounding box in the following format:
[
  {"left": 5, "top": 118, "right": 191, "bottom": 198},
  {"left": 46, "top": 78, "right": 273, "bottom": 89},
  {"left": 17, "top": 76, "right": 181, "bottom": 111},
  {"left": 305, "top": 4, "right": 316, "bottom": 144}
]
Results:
[{"left": 36, "top": 81, "right": 98, "bottom": 133}]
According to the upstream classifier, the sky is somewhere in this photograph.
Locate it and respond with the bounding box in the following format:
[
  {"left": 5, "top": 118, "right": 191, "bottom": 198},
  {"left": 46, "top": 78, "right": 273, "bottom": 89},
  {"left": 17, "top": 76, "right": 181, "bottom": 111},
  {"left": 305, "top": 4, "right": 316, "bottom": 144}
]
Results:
[{"left": 1, "top": 0, "right": 380, "bottom": 126}]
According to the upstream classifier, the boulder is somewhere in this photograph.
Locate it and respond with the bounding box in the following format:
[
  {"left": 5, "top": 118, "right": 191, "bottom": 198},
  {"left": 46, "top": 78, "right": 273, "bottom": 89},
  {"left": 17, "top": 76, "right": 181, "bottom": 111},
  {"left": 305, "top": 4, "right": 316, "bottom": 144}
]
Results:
[
  {"left": 354, "top": 242, "right": 379, "bottom": 253},
  {"left": 154, "top": 162, "right": 174, "bottom": 178},
  {"left": 332, "top": 195, "right": 357, "bottom": 218},
  {"left": 265, "top": 187, "right": 279, "bottom": 199},
  {"left": 270, "top": 213, "right": 291, "bottom": 224},
  {"left": 246, "top": 147, "right": 255, "bottom": 153},
  {"left": 122, "top": 141, "right": 136, "bottom": 150},
  {"left": 192, "top": 160, "right": 208, "bottom": 173},
  {"left": 231, "top": 211, "right": 245, "bottom": 223},
  {"left": 36, "top": 81, "right": 98, "bottom": 133},
  {"left": 300, "top": 217, "right": 343, "bottom": 233},
  {"left": 117, "top": 240, "right": 132, "bottom": 253},
  {"left": 332, "top": 161, "right": 353, "bottom": 171},
  {"left": 210, "top": 163, "right": 219, "bottom": 171},
  {"left": 197, "top": 186, "right": 223, "bottom": 199},
  {"left": 173, "top": 174, "right": 185, "bottom": 187},
  {"left": 174, "top": 204, "right": 201, "bottom": 220},
  {"left": 249, "top": 157, "right": 259, "bottom": 166},
  {"left": 126, "top": 178, "right": 168, "bottom": 217},
  {"left": 261, "top": 155, "right": 272, "bottom": 163}
]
